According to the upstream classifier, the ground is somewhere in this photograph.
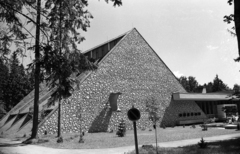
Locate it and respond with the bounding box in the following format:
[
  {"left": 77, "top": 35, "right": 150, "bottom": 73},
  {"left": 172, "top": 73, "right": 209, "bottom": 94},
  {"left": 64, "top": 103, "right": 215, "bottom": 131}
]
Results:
[
  {"left": 0, "top": 125, "right": 240, "bottom": 153},
  {"left": 38, "top": 125, "right": 239, "bottom": 149}
]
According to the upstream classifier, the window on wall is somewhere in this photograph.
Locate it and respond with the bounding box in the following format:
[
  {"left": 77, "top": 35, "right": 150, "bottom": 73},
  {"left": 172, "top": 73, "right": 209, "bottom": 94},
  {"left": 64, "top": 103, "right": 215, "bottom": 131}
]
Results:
[
  {"left": 178, "top": 112, "right": 202, "bottom": 117},
  {"left": 206, "top": 102, "right": 209, "bottom": 114},
  {"left": 109, "top": 92, "right": 122, "bottom": 111},
  {"left": 98, "top": 49, "right": 102, "bottom": 58},
  {"left": 205, "top": 101, "right": 214, "bottom": 114},
  {"left": 95, "top": 50, "right": 98, "bottom": 59},
  {"left": 196, "top": 101, "right": 215, "bottom": 115},
  {"left": 92, "top": 50, "right": 96, "bottom": 59},
  {"left": 210, "top": 103, "right": 214, "bottom": 114},
  {"left": 183, "top": 113, "right": 186, "bottom": 117}
]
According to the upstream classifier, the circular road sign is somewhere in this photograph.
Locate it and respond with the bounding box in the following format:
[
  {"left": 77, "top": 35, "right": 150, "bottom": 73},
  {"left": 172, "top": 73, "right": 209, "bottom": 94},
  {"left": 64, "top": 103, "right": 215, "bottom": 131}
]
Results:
[{"left": 128, "top": 108, "right": 141, "bottom": 121}]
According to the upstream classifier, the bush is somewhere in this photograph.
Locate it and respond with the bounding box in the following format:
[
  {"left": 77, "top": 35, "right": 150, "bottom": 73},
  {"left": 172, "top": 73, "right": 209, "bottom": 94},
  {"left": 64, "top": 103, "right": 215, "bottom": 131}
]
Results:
[
  {"left": 141, "top": 127, "right": 146, "bottom": 131},
  {"left": 23, "top": 134, "right": 27, "bottom": 138},
  {"left": 201, "top": 124, "right": 208, "bottom": 131},
  {"left": 125, "top": 148, "right": 148, "bottom": 154},
  {"left": 237, "top": 123, "right": 240, "bottom": 130},
  {"left": 116, "top": 119, "right": 126, "bottom": 137},
  {"left": 57, "top": 136, "right": 63, "bottom": 143},
  {"left": 207, "top": 117, "right": 216, "bottom": 123},
  {"left": 125, "top": 145, "right": 159, "bottom": 154},
  {"left": 79, "top": 134, "right": 84, "bottom": 143},
  {"left": 198, "top": 137, "right": 207, "bottom": 148}
]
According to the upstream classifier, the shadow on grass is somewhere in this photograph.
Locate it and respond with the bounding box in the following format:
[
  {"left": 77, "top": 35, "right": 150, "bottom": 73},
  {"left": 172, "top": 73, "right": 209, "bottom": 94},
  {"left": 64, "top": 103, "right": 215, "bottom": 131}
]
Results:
[
  {"left": 0, "top": 138, "right": 49, "bottom": 147},
  {"left": 171, "top": 137, "right": 240, "bottom": 154},
  {"left": 0, "top": 143, "right": 26, "bottom": 147},
  {"left": 127, "top": 137, "right": 240, "bottom": 154},
  {"left": 206, "top": 137, "right": 240, "bottom": 152}
]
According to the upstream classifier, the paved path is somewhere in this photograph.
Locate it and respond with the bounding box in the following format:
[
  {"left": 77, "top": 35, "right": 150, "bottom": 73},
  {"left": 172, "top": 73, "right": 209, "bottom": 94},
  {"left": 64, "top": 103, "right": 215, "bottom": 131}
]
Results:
[{"left": 0, "top": 133, "right": 240, "bottom": 154}]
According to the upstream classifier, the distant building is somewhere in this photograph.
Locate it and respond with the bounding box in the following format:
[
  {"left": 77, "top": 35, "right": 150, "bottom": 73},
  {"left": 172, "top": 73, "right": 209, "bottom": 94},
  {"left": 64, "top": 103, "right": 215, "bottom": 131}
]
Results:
[
  {"left": 0, "top": 28, "right": 209, "bottom": 135},
  {"left": 173, "top": 90, "right": 240, "bottom": 120}
]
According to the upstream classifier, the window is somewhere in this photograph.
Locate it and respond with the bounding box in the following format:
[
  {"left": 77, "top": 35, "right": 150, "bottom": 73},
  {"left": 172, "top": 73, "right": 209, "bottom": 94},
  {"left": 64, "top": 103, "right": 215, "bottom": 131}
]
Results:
[
  {"left": 183, "top": 113, "right": 186, "bottom": 117},
  {"left": 109, "top": 92, "right": 122, "bottom": 111}
]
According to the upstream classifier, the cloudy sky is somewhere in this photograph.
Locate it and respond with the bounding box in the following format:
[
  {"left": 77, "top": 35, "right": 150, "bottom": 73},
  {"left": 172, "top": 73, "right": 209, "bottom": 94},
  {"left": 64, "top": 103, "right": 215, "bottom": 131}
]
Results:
[{"left": 76, "top": 0, "right": 240, "bottom": 88}]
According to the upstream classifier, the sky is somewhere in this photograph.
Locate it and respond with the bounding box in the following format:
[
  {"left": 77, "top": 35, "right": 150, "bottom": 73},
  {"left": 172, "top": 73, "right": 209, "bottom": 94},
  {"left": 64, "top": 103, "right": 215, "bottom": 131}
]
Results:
[
  {"left": 17, "top": 0, "right": 239, "bottom": 88},
  {"left": 75, "top": 0, "right": 240, "bottom": 88}
]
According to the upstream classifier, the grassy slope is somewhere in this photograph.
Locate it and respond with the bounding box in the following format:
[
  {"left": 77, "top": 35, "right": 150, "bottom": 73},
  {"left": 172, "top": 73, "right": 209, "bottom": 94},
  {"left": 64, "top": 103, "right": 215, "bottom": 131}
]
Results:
[{"left": 34, "top": 126, "right": 240, "bottom": 149}]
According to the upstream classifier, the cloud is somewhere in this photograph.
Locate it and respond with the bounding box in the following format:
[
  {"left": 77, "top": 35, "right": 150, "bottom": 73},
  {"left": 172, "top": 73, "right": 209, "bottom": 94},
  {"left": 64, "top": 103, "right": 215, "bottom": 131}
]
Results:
[
  {"left": 173, "top": 71, "right": 184, "bottom": 78},
  {"left": 207, "top": 45, "right": 219, "bottom": 51}
]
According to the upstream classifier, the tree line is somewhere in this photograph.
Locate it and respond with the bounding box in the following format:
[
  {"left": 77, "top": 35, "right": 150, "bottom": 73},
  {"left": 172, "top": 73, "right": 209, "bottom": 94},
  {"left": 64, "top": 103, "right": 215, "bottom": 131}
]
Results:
[
  {"left": 0, "top": 52, "right": 34, "bottom": 112},
  {"left": 178, "top": 75, "right": 240, "bottom": 93},
  {"left": 0, "top": 0, "right": 121, "bottom": 143}
]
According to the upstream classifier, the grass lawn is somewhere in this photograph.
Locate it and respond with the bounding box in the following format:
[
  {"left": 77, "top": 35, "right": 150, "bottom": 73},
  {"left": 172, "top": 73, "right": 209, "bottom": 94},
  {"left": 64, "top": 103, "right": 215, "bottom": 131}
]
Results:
[
  {"left": 27, "top": 126, "right": 240, "bottom": 149},
  {"left": 127, "top": 137, "right": 240, "bottom": 154}
]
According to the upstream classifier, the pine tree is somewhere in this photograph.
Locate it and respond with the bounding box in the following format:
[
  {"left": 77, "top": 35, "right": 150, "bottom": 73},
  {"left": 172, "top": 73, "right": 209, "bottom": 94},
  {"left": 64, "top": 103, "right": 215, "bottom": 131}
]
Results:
[
  {"left": 2, "top": 51, "right": 34, "bottom": 111},
  {"left": 212, "top": 75, "right": 229, "bottom": 92},
  {"left": 116, "top": 119, "right": 126, "bottom": 137},
  {"left": 1, "top": 0, "right": 122, "bottom": 141},
  {"left": 0, "top": 59, "right": 8, "bottom": 111}
]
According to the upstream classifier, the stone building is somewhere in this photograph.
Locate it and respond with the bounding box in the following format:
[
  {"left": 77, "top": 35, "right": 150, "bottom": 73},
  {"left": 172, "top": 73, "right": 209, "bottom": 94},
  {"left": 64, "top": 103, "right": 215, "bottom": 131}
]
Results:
[{"left": 0, "top": 28, "right": 206, "bottom": 135}]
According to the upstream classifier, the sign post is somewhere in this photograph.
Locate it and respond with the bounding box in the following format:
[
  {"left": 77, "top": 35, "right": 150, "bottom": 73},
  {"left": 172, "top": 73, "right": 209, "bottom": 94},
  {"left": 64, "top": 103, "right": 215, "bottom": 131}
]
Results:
[{"left": 127, "top": 106, "right": 141, "bottom": 154}]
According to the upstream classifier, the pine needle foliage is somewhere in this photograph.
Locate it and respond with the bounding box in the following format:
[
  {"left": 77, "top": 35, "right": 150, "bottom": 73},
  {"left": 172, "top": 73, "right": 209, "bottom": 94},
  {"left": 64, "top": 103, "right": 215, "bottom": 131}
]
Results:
[{"left": 116, "top": 118, "right": 126, "bottom": 137}]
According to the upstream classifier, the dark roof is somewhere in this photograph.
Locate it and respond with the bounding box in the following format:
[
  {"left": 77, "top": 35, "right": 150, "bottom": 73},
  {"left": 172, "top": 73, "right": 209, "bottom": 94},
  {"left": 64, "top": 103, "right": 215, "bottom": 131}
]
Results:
[
  {"left": 207, "top": 90, "right": 234, "bottom": 95},
  {"left": 82, "top": 31, "right": 129, "bottom": 55}
]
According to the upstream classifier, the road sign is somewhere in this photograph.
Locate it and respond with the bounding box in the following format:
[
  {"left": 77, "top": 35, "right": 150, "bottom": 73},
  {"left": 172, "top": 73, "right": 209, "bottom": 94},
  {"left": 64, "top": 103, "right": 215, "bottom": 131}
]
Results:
[{"left": 127, "top": 107, "right": 140, "bottom": 121}]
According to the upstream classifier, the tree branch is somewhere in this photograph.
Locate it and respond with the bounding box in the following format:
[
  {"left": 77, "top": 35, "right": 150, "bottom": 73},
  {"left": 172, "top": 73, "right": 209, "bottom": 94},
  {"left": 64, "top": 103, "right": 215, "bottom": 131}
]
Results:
[
  {"left": 15, "top": 19, "right": 35, "bottom": 38},
  {"left": 22, "top": 0, "right": 49, "bottom": 20},
  {"left": 0, "top": 1, "right": 49, "bottom": 42}
]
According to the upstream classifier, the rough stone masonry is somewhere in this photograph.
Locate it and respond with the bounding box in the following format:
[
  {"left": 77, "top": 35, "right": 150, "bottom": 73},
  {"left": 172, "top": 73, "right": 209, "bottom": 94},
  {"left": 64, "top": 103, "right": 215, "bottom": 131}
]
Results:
[{"left": 38, "top": 28, "right": 206, "bottom": 134}]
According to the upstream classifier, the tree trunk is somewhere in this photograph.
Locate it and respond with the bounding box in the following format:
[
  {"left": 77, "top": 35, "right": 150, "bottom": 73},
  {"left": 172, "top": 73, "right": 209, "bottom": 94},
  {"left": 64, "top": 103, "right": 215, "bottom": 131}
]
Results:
[
  {"left": 31, "top": 0, "right": 41, "bottom": 139},
  {"left": 79, "top": 115, "right": 84, "bottom": 143},
  {"left": 78, "top": 110, "right": 84, "bottom": 143},
  {"left": 154, "top": 122, "right": 158, "bottom": 154},
  {"left": 57, "top": 0, "right": 62, "bottom": 139},
  {"left": 234, "top": 0, "right": 240, "bottom": 56},
  {"left": 57, "top": 98, "right": 62, "bottom": 137}
]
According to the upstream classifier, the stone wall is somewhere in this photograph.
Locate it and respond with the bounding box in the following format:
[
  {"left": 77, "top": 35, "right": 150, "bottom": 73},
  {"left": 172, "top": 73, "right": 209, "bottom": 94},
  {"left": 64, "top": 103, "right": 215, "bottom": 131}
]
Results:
[{"left": 38, "top": 28, "right": 205, "bottom": 134}]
